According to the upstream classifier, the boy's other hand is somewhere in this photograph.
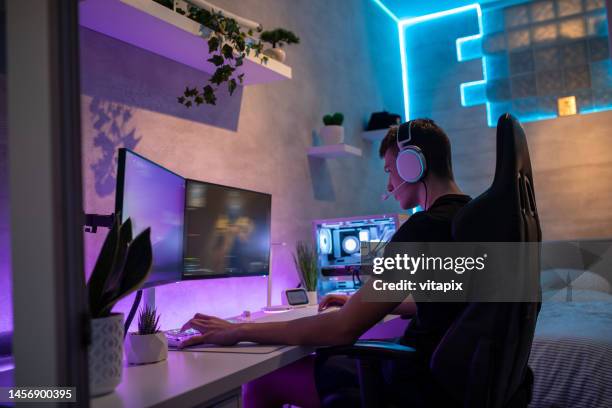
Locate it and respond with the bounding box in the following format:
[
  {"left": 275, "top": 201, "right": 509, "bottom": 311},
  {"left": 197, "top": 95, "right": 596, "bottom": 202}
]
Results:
[
  {"left": 318, "top": 294, "right": 350, "bottom": 312},
  {"left": 179, "top": 314, "right": 240, "bottom": 347}
]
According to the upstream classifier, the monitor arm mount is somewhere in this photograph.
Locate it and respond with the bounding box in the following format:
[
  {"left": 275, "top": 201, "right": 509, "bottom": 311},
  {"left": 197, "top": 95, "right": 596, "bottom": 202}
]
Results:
[{"left": 84, "top": 213, "right": 115, "bottom": 233}]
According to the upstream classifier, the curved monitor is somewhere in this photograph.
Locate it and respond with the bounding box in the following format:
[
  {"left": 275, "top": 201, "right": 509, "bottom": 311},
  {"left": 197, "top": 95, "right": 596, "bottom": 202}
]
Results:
[
  {"left": 183, "top": 180, "right": 271, "bottom": 279},
  {"left": 115, "top": 149, "right": 185, "bottom": 288}
]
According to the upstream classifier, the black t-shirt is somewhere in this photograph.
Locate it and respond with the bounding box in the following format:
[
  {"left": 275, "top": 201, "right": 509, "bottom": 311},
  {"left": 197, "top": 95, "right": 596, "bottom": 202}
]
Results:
[{"left": 390, "top": 194, "right": 471, "bottom": 359}]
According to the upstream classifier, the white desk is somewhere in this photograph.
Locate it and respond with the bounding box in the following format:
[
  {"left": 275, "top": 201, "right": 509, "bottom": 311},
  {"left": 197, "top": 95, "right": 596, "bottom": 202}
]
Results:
[{"left": 91, "top": 307, "right": 408, "bottom": 408}]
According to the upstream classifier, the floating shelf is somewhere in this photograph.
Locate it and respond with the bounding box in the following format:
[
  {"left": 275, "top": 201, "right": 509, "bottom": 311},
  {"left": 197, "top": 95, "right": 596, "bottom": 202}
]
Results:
[
  {"left": 79, "top": 0, "right": 292, "bottom": 85},
  {"left": 362, "top": 129, "right": 389, "bottom": 142},
  {"left": 307, "top": 144, "right": 362, "bottom": 159}
]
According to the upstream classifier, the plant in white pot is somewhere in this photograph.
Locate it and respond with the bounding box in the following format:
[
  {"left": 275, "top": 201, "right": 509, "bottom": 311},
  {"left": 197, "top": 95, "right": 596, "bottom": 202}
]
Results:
[
  {"left": 125, "top": 305, "right": 168, "bottom": 365},
  {"left": 260, "top": 28, "right": 300, "bottom": 63},
  {"left": 87, "top": 216, "right": 153, "bottom": 397},
  {"left": 293, "top": 241, "right": 318, "bottom": 305},
  {"left": 320, "top": 113, "right": 345, "bottom": 145}
]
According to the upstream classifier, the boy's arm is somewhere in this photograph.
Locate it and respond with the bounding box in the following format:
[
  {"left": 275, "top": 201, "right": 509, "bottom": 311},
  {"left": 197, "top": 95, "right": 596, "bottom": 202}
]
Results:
[{"left": 181, "top": 279, "right": 407, "bottom": 347}]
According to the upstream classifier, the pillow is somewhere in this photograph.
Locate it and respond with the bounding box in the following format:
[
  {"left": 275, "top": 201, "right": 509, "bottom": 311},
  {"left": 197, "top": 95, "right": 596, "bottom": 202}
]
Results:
[
  {"left": 542, "top": 288, "right": 612, "bottom": 302},
  {"left": 540, "top": 269, "right": 611, "bottom": 294},
  {"left": 540, "top": 269, "right": 567, "bottom": 291},
  {"left": 572, "top": 271, "right": 611, "bottom": 293}
]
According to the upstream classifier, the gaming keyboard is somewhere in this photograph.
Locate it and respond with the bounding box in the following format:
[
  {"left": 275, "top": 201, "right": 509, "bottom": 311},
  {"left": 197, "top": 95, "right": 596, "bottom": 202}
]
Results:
[{"left": 165, "top": 306, "right": 337, "bottom": 347}]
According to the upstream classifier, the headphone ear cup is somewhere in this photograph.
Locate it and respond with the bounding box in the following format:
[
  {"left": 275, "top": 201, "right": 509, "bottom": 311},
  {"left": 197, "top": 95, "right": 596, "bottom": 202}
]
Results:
[{"left": 396, "top": 148, "right": 426, "bottom": 183}]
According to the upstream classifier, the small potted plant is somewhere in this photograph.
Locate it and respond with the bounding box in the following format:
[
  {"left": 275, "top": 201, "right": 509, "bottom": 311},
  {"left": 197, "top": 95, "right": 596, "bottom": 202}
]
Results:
[
  {"left": 260, "top": 28, "right": 300, "bottom": 63},
  {"left": 320, "top": 112, "right": 345, "bottom": 145},
  {"left": 125, "top": 305, "right": 168, "bottom": 365},
  {"left": 293, "top": 241, "right": 318, "bottom": 305},
  {"left": 87, "top": 216, "right": 153, "bottom": 396}
]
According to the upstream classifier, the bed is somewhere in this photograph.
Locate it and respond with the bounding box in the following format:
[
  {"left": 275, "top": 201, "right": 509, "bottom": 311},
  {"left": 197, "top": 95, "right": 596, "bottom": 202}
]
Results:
[{"left": 528, "top": 260, "right": 612, "bottom": 408}]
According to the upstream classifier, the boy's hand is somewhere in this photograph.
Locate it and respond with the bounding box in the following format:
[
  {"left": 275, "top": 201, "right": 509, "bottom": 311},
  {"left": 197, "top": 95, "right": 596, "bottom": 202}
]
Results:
[
  {"left": 179, "top": 314, "right": 241, "bottom": 348},
  {"left": 318, "top": 294, "right": 350, "bottom": 312}
]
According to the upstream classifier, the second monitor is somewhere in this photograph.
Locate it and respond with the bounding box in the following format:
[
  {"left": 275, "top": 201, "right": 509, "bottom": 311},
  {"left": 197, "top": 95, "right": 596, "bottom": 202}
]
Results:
[{"left": 183, "top": 179, "right": 271, "bottom": 280}]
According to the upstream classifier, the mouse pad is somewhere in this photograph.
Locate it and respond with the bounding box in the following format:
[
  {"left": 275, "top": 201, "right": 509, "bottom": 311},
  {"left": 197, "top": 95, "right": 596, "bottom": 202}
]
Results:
[{"left": 169, "top": 342, "right": 287, "bottom": 354}]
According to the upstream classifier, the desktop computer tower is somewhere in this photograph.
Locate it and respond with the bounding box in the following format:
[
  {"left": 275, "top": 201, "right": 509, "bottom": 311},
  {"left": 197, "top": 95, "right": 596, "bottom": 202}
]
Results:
[{"left": 312, "top": 213, "right": 408, "bottom": 297}]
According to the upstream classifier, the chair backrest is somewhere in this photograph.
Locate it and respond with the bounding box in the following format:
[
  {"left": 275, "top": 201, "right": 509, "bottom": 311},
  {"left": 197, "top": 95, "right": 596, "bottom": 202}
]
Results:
[{"left": 430, "top": 114, "right": 542, "bottom": 407}]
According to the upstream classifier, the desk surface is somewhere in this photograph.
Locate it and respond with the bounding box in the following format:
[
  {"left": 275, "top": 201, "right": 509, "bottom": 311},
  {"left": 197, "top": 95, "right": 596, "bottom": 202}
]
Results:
[
  {"left": 91, "top": 342, "right": 314, "bottom": 408},
  {"left": 91, "top": 306, "right": 407, "bottom": 408}
]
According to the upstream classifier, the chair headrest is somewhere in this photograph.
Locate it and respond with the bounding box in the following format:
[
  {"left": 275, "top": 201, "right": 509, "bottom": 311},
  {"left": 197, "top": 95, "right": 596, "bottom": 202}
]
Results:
[{"left": 453, "top": 114, "right": 541, "bottom": 242}]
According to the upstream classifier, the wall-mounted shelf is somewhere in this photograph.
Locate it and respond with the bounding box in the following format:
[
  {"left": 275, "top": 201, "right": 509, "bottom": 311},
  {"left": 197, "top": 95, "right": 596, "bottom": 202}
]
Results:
[
  {"left": 79, "top": 0, "right": 292, "bottom": 85},
  {"left": 307, "top": 144, "right": 362, "bottom": 159},
  {"left": 362, "top": 129, "right": 389, "bottom": 143}
]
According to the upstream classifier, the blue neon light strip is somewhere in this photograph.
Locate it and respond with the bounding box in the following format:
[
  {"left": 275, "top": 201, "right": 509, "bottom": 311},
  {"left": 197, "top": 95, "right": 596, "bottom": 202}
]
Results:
[
  {"left": 461, "top": 80, "right": 487, "bottom": 107},
  {"left": 456, "top": 34, "right": 483, "bottom": 62},
  {"left": 399, "top": 4, "right": 482, "bottom": 121},
  {"left": 371, "top": 2, "right": 482, "bottom": 122},
  {"left": 580, "top": 105, "right": 612, "bottom": 115},
  {"left": 371, "top": 0, "right": 399, "bottom": 23}
]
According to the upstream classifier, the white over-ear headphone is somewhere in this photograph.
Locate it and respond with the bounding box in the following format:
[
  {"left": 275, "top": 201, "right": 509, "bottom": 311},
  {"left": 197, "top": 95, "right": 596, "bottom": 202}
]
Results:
[{"left": 395, "top": 121, "right": 427, "bottom": 183}]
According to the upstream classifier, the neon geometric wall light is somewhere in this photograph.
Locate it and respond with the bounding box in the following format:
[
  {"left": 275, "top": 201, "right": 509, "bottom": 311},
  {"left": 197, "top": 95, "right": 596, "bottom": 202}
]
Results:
[
  {"left": 456, "top": 5, "right": 501, "bottom": 127},
  {"left": 373, "top": 0, "right": 612, "bottom": 127},
  {"left": 372, "top": 0, "right": 484, "bottom": 122}
]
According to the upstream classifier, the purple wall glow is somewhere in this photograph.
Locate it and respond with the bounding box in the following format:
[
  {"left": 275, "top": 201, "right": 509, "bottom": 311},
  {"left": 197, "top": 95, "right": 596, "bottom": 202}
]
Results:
[
  {"left": 85, "top": 232, "right": 284, "bottom": 331},
  {"left": 0, "top": 75, "right": 12, "bottom": 334}
]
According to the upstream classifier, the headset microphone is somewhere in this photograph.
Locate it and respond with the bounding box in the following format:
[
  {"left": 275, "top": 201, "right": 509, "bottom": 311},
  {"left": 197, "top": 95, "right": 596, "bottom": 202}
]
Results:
[{"left": 381, "top": 181, "right": 407, "bottom": 201}]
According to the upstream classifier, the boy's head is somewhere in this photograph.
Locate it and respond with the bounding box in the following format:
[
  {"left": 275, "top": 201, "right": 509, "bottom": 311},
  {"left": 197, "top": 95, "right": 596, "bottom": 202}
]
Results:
[{"left": 379, "top": 119, "right": 454, "bottom": 209}]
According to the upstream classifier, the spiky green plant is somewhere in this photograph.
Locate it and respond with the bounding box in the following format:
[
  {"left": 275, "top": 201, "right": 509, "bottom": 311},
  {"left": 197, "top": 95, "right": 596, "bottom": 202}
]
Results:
[
  {"left": 323, "top": 112, "right": 344, "bottom": 126},
  {"left": 137, "top": 305, "right": 161, "bottom": 335},
  {"left": 260, "top": 28, "right": 300, "bottom": 49},
  {"left": 293, "top": 241, "right": 318, "bottom": 291},
  {"left": 87, "top": 215, "right": 153, "bottom": 318}
]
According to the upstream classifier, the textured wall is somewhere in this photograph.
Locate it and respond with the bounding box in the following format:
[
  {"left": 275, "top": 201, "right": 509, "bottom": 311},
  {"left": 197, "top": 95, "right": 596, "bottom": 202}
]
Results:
[
  {"left": 405, "top": 8, "right": 612, "bottom": 240},
  {"left": 2, "top": 1, "right": 610, "bottom": 335},
  {"left": 80, "top": 0, "right": 403, "bottom": 330}
]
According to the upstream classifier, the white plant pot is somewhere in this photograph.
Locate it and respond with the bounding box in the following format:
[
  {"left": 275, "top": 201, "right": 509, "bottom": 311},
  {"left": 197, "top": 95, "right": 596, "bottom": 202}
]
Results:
[
  {"left": 319, "top": 126, "right": 345, "bottom": 145},
  {"left": 263, "top": 47, "right": 286, "bottom": 63},
  {"left": 307, "top": 291, "right": 318, "bottom": 306},
  {"left": 89, "top": 313, "right": 124, "bottom": 397},
  {"left": 125, "top": 332, "right": 168, "bottom": 365}
]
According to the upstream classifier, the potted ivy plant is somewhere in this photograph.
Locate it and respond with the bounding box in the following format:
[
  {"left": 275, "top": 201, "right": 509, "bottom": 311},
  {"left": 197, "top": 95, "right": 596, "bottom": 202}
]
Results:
[
  {"left": 320, "top": 112, "right": 345, "bottom": 145},
  {"left": 125, "top": 305, "right": 168, "bottom": 365},
  {"left": 260, "top": 28, "right": 300, "bottom": 63},
  {"left": 87, "top": 216, "right": 153, "bottom": 396},
  {"left": 293, "top": 241, "right": 318, "bottom": 305}
]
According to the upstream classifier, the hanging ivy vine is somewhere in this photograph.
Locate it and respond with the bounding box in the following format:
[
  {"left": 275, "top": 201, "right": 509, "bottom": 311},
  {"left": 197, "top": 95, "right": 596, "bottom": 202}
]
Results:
[{"left": 174, "top": 5, "right": 268, "bottom": 106}]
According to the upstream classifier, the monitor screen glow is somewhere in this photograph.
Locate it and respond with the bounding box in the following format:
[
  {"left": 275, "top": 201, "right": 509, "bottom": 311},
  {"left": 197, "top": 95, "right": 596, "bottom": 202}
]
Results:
[
  {"left": 183, "top": 180, "right": 271, "bottom": 279},
  {"left": 116, "top": 149, "right": 185, "bottom": 288}
]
